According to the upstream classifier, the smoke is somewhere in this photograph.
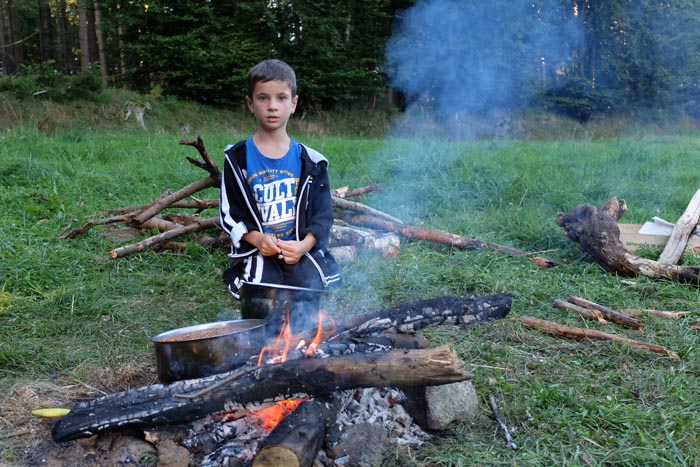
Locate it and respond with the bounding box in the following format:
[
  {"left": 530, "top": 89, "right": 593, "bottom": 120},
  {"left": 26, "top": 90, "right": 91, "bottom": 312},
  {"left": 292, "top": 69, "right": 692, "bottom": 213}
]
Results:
[{"left": 385, "top": 0, "right": 574, "bottom": 137}]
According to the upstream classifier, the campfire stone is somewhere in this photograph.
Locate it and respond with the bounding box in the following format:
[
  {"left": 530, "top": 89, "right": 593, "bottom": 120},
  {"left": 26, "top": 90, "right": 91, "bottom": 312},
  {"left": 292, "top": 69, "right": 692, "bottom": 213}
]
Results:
[
  {"left": 404, "top": 381, "right": 478, "bottom": 431},
  {"left": 155, "top": 439, "right": 190, "bottom": 467},
  {"left": 328, "top": 421, "right": 390, "bottom": 467}
]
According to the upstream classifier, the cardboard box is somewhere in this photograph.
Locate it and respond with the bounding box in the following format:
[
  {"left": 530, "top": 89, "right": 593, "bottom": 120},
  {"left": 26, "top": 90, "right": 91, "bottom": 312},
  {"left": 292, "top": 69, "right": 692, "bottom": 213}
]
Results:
[{"left": 618, "top": 223, "right": 700, "bottom": 254}]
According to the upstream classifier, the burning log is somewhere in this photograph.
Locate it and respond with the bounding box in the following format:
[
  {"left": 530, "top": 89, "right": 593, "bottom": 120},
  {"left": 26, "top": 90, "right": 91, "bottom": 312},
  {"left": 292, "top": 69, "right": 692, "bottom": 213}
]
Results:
[
  {"left": 52, "top": 345, "right": 470, "bottom": 442},
  {"left": 557, "top": 198, "right": 700, "bottom": 285},
  {"left": 252, "top": 396, "right": 341, "bottom": 467}
]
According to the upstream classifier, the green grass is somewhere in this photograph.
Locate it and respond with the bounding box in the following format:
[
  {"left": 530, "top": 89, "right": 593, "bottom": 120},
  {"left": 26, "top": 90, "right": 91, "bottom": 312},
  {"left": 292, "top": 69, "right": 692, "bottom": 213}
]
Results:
[{"left": 1, "top": 96, "right": 700, "bottom": 466}]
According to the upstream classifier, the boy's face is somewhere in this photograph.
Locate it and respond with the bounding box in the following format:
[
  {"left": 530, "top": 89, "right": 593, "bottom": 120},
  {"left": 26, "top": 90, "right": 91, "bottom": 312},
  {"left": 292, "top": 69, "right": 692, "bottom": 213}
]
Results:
[{"left": 247, "top": 80, "right": 298, "bottom": 133}]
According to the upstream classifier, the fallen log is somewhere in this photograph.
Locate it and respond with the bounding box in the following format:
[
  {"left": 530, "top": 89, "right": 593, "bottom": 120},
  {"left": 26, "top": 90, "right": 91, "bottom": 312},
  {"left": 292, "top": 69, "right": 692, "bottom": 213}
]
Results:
[
  {"left": 252, "top": 396, "right": 341, "bottom": 467},
  {"left": 557, "top": 199, "right": 700, "bottom": 285},
  {"left": 52, "top": 345, "right": 470, "bottom": 442},
  {"left": 336, "top": 213, "right": 558, "bottom": 268},
  {"left": 518, "top": 316, "right": 680, "bottom": 360}
]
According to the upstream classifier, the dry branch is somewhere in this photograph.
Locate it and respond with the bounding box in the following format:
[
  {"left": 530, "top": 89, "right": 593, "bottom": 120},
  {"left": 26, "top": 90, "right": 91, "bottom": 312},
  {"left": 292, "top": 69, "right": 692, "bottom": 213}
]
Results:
[
  {"left": 518, "top": 316, "right": 680, "bottom": 360},
  {"left": 658, "top": 189, "right": 700, "bottom": 265},
  {"left": 553, "top": 299, "right": 606, "bottom": 322},
  {"left": 619, "top": 309, "right": 693, "bottom": 320},
  {"left": 338, "top": 213, "right": 557, "bottom": 268},
  {"left": 566, "top": 295, "right": 643, "bottom": 330}
]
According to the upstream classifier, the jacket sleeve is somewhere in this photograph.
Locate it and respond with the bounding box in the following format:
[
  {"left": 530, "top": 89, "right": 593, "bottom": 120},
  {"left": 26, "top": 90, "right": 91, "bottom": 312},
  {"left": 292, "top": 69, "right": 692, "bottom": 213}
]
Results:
[
  {"left": 219, "top": 146, "right": 260, "bottom": 252},
  {"left": 304, "top": 161, "right": 334, "bottom": 251}
]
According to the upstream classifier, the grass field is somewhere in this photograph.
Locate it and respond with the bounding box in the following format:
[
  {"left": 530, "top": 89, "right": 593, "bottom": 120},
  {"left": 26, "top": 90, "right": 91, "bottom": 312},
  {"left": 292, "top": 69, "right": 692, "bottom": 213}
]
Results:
[{"left": 1, "top": 95, "right": 699, "bottom": 466}]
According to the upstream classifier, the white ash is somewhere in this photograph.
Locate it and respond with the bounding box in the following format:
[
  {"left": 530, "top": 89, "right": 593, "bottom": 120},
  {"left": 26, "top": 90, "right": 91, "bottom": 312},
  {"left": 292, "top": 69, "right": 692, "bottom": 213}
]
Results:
[
  {"left": 336, "top": 388, "right": 430, "bottom": 447},
  {"left": 183, "top": 387, "right": 430, "bottom": 467}
]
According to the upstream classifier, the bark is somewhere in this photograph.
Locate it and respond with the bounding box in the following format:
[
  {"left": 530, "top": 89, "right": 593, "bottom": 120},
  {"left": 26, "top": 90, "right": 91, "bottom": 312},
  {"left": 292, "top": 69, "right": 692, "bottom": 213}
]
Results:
[
  {"left": 37, "top": 0, "right": 53, "bottom": 62},
  {"left": 0, "top": 0, "right": 15, "bottom": 73},
  {"left": 77, "top": 0, "right": 90, "bottom": 69},
  {"left": 93, "top": 0, "right": 108, "bottom": 85},
  {"left": 566, "top": 295, "right": 643, "bottom": 330},
  {"left": 54, "top": 0, "right": 70, "bottom": 73},
  {"left": 252, "top": 396, "right": 341, "bottom": 467},
  {"left": 332, "top": 184, "right": 380, "bottom": 199},
  {"left": 338, "top": 213, "right": 557, "bottom": 268},
  {"left": 109, "top": 216, "right": 219, "bottom": 258},
  {"left": 658, "top": 189, "right": 700, "bottom": 265},
  {"left": 52, "top": 345, "right": 469, "bottom": 442},
  {"left": 518, "top": 316, "right": 680, "bottom": 360},
  {"left": 557, "top": 200, "right": 700, "bottom": 284}
]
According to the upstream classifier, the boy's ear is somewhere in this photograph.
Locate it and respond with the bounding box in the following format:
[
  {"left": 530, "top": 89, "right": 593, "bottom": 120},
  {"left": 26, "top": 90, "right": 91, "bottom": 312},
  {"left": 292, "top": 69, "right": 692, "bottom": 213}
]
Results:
[
  {"left": 292, "top": 95, "right": 298, "bottom": 113},
  {"left": 246, "top": 96, "right": 254, "bottom": 112}
]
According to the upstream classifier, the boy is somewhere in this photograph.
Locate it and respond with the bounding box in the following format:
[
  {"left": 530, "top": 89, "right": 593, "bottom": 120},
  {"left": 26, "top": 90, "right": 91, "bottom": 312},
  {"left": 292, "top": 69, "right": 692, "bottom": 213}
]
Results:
[{"left": 219, "top": 59, "right": 340, "bottom": 301}]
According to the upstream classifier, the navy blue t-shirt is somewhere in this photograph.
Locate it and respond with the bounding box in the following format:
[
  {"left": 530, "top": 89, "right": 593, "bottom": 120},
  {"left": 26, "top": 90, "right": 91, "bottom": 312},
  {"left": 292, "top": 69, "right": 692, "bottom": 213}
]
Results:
[{"left": 245, "top": 138, "right": 302, "bottom": 240}]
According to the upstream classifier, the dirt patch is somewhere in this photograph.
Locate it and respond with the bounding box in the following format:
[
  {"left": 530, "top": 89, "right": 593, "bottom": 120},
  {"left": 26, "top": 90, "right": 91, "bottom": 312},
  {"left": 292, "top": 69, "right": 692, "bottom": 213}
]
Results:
[{"left": 0, "top": 359, "right": 158, "bottom": 466}]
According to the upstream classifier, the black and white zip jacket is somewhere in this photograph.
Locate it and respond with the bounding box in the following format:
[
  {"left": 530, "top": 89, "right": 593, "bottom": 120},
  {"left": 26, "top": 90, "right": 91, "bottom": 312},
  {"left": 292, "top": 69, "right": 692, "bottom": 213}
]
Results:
[{"left": 219, "top": 140, "right": 340, "bottom": 287}]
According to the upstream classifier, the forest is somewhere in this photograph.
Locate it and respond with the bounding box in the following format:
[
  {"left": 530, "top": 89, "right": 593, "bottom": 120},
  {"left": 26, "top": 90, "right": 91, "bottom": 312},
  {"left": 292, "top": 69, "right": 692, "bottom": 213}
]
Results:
[{"left": 2, "top": 0, "right": 700, "bottom": 121}]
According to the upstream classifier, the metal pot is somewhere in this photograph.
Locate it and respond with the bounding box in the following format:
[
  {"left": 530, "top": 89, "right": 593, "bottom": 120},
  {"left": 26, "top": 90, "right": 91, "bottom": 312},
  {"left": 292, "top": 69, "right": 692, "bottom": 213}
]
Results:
[
  {"left": 151, "top": 319, "right": 266, "bottom": 384},
  {"left": 240, "top": 282, "right": 325, "bottom": 336}
]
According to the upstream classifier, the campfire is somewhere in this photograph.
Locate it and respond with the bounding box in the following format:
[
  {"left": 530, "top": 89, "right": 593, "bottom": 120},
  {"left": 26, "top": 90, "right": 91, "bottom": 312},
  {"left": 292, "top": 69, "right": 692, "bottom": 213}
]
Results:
[{"left": 50, "top": 293, "right": 513, "bottom": 466}]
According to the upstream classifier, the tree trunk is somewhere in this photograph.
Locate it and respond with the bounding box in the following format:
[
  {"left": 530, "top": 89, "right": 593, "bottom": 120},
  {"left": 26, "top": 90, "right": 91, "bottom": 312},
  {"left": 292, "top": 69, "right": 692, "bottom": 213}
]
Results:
[
  {"left": 77, "top": 0, "right": 90, "bottom": 70},
  {"left": 93, "top": 0, "right": 108, "bottom": 85},
  {"left": 37, "top": 0, "right": 53, "bottom": 62},
  {"left": 0, "top": 0, "right": 12, "bottom": 73},
  {"left": 54, "top": 0, "right": 70, "bottom": 73},
  {"left": 52, "top": 345, "right": 469, "bottom": 442}
]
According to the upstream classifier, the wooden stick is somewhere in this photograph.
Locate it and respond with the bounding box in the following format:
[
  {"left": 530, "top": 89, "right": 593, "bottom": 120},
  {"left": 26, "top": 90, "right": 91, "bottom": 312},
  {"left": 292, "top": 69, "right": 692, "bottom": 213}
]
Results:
[
  {"left": 108, "top": 216, "right": 219, "bottom": 258},
  {"left": 567, "top": 295, "right": 643, "bottom": 330},
  {"left": 332, "top": 184, "right": 380, "bottom": 198},
  {"left": 619, "top": 309, "right": 692, "bottom": 320},
  {"left": 332, "top": 197, "right": 405, "bottom": 224},
  {"left": 518, "top": 316, "right": 680, "bottom": 360},
  {"left": 553, "top": 299, "right": 606, "bottom": 322},
  {"left": 340, "top": 213, "right": 558, "bottom": 268},
  {"left": 488, "top": 393, "right": 518, "bottom": 450},
  {"left": 659, "top": 188, "right": 700, "bottom": 265}
]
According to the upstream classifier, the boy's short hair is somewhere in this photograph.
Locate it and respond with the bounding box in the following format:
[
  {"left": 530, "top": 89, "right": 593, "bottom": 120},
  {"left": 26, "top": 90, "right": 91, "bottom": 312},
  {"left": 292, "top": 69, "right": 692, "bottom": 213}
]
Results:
[{"left": 247, "top": 59, "right": 297, "bottom": 98}]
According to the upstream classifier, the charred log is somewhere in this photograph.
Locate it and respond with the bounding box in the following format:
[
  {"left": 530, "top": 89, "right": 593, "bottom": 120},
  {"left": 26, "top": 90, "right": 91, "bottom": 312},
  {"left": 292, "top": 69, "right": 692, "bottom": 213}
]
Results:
[
  {"left": 52, "top": 345, "right": 469, "bottom": 442},
  {"left": 252, "top": 396, "right": 341, "bottom": 467}
]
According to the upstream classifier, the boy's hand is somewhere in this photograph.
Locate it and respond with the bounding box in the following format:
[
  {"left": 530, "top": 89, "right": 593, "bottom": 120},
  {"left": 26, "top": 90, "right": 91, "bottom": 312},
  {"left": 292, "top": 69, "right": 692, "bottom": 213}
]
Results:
[
  {"left": 277, "top": 234, "right": 317, "bottom": 264},
  {"left": 244, "top": 231, "right": 281, "bottom": 257}
]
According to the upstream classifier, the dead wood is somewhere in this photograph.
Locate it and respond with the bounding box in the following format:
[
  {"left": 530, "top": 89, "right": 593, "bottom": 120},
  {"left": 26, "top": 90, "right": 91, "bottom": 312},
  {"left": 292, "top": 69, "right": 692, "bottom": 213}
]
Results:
[
  {"left": 332, "top": 197, "right": 404, "bottom": 224},
  {"left": 332, "top": 184, "right": 380, "bottom": 198},
  {"left": 567, "top": 295, "right": 643, "bottom": 330},
  {"left": 129, "top": 177, "right": 218, "bottom": 226},
  {"left": 518, "top": 316, "right": 680, "bottom": 360},
  {"left": 619, "top": 309, "right": 692, "bottom": 320},
  {"left": 337, "top": 213, "right": 558, "bottom": 268},
  {"left": 323, "top": 293, "right": 513, "bottom": 342},
  {"left": 252, "top": 396, "right": 341, "bottom": 467},
  {"left": 52, "top": 345, "right": 469, "bottom": 442},
  {"left": 557, "top": 199, "right": 700, "bottom": 285},
  {"left": 108, "top": 216, "right": 220, "bottom": 259},
  {"left": 179, "top": 136, "right": 222, "bottom": 181},
  {"left": 658, "top": 189, "right": 700, "bottom": 265},
  {"left": 553, "top": 299, "right": 606, "bottom": 322}
]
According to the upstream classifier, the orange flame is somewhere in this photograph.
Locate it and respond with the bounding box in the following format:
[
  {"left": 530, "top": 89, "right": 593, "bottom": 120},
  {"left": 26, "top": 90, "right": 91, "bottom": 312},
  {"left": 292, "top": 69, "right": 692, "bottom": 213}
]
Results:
[
  {"left": 250, "top": 399, "right": 305, "bottom": 430},
  {"left": 249, "top": 310, "right": 327, "bottom": 430}
]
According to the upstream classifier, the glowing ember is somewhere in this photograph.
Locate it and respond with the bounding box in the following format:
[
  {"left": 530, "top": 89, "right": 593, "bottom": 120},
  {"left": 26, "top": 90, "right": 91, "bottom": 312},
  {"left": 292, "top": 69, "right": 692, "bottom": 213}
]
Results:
[{"left": 248, "top": 399, "right": 306, "bottom": 430}]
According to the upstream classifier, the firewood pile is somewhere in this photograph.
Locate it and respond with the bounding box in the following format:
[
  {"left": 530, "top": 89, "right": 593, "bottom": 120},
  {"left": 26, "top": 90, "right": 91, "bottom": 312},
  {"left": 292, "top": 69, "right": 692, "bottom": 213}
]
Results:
[
  {"left": 51, "top": 293, "right": 514, "bottom": 466},
  {"left": 58, "top": 136, "right": 557, "bottom": 268}
]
